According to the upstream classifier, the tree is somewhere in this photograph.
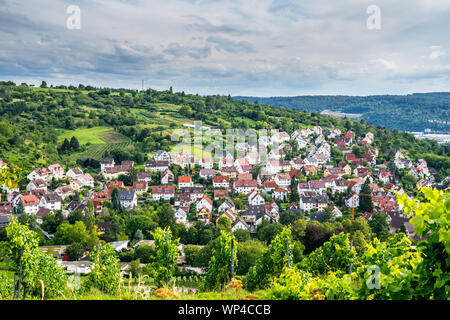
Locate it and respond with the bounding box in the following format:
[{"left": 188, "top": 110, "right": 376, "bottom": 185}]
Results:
[
  {"left": 244, "top": 227, "right": 293, "bottom": 291},
  {"left": 151, "top": 227, "right": 180, "bottom": 287},
  {"left": 359, "top": 180, "right": 373, "bottom": 213},
  {"left": 40, "top": 81, "right": 47, "bottom": 88},
  {"left": 157, "top": 203, "right": 175, "bottom": 229},
  {"left": 217, "top": 216, "right": 231, "bottom": 232},
  {"left": 111, "top": 188, "right": 121, "bottom": 212},
  {"left": 86, "top": 243, "right": 121, "bottom": 294},
  {"left": 368, "top": 212, "right": 390, "bottom": 241},
  {"left": 401, "top": 174, "right": 417, "bottom": 189},
  {"left": 397, "top": 188, "right": 449, "bottom": 299},
  {"left": 134, "top": 229, "right": 144, "bottom": 242},
  {"left": 65, "top": 242, "right": 84, "bottom": 261},
  {"left": 203, "top": 231, "right": 237, "bottom": 290},
  {"left": 3, "top": 216, "right": 67, "bottom": 299},
  {"left": 236, "top": 240, "right": 265, "bottom": 275},
  {"left": 60, "top": 138, "right": 70, "bottom": 154},
  {"left": 54, "top": 221, "right": 99, "bottom": 250},
  {"left": 233, "top": 229, "right": 251, "bottom": 242},
  {"left": 184, "top": 246, "right": 201, "bottom": 266},
  {"left": 289, "top": 179, "right": 299, "bottom": 203},
  {"left": 69, "top": 136, "right": 80, "bottom": 151},
  {"left": 134, "top": 244, "right": 156, "bottom": 264},
  {"left": 257, "top": 221, "right": 283, "bottom": 244},
  {"left": 299, "top": 232, "right": 357, "bottom": 275}
]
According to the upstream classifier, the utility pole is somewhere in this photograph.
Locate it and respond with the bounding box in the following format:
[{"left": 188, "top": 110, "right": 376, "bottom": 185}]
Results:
[
  {"left": 286, "top": 240, "right": 290, "bottom": 269},
  {"left": 349, "top": 237, "right": 353, "bottom": 274},
  {"left": 230, "top": 239, "right": 235, "bottom": 280}
]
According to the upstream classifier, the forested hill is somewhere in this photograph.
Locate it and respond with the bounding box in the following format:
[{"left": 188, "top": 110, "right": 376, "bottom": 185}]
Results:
[
  {"left": 234, "top": 93, "right": 450, "bottom": 132},
  {"left": 0, "top": 81, "right": 448, "bottom": 173}
]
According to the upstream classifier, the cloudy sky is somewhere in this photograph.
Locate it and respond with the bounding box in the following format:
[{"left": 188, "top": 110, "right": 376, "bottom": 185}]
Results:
[{"left": 1, "top": 0, "right": 450, "bottom": 96}]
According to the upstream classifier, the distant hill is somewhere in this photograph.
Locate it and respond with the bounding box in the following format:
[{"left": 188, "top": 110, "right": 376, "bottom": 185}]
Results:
[{"left": 234, "top": 93, "right": 450, "bottom": 132}]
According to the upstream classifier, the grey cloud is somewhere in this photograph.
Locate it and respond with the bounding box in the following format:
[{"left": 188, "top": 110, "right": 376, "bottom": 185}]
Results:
[
  {"left": 163, "top": 43, "right": 211, "bottom": 59},
  {"left": 206, "top": 36, "right": 256, "bottom": 54}
]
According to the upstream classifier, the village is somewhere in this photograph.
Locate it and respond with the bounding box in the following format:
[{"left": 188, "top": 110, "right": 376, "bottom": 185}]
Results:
[{"left": 0, "top": 125, "right": 443, "bottom": 274}]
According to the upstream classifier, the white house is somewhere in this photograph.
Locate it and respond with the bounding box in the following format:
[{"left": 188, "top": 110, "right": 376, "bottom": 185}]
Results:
[
  {"left": 154, "top": 150, "right": 171, "bottom": 162},
  {"left": 248, "top": 189, "right": 265, "bottom": 206},
  {"left": 118, "top": 190, "right": 137, "bottom": 209}
]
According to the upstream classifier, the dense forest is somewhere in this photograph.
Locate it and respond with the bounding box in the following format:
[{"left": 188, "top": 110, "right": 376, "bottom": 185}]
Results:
[
  {"left": 235, "top": 93, "right": 450, "bottom": 132},
  {"left": 0, "top": 81, "right": 448, "bottom": 174}
]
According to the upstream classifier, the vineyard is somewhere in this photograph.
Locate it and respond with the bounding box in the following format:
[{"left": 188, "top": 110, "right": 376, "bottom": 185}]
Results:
[{"left": 73, "top": 142, "right": 133, "bottom": 161}]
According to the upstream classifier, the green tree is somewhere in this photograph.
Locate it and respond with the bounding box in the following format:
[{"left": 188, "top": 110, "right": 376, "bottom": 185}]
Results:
[
  {"left": 69, "top": 136, "right": 80, "bottom": 151},
  {"left": 65, "top": 242, "right": 84, "bottom": 261},
  {"left": 244, "top": 227, "right": 293, "bottom": 291},
  {"left": 86, "top": 243, "right": 121, "bottom": 294},
  {"left": 151, "top": 227, "right": 180, "bottom": 287},
  {"left": 203, "top": 231, "right": 237, "bottom": 290},
  {"left": 369, "top": 212, "right": 390, "bottom": 241},
  {"left": 233, "top": 229, "right": 251, "bottom": 242},
  {"left": 157, "top": 203, "right": 175, "bottom": 229},
  {"left": 217, "top": 216, "right": 232, "bottom": 232},
  {"left": 236, "top": 240, "right": 265, "bottom": 275},
  {"left": 3, "top": 216, "right": 67, "bottom": 299},
  {"left": 359, "top": 180, "right": 373, "bottom": 213}
]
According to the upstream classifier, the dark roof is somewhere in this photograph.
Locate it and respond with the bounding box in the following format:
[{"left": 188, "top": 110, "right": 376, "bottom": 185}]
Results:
[
  {"left": 118, "top": 190, "right": 136, "bottom": 201},
  {"left": 66, "top": 201, "right": 87, "bottom": 212},
  {"left": 242, "top": 205, "right": 265, "bottom": 219}
]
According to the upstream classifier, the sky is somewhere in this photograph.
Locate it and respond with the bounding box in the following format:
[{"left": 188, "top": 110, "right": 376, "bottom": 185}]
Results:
[{"left": 1, "top": 0, "right": 450, "bottom": 96}]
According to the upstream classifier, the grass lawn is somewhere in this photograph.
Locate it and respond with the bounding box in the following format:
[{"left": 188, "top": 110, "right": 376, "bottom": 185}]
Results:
[{"left": 57, "top": 127, "right": 129, "bottom": 145}]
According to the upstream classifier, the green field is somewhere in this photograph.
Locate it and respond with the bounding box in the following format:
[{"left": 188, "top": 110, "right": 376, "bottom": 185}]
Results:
[{"left": 57, "top": 127, "right": 129, "bottom": 145}]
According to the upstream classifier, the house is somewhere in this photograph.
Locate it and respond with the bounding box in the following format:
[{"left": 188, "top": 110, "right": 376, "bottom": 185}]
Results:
[
  {"left": 174, "top": 207, "right": 188, "bottom": 223},
  {"left": 55, "top": 185, "right": 75, "bottom": 200},
  {"left": 199, "top": 169, "right": 216, "bottom": 180},
  {"left": 63, "top": 201, "right": 87, "bottom": 218},
  {"left": 118, "top": 190, "right": 137, "bottom": 209},
  {"left": 237, "top": 164, "right": 252, "bottom": 174},
  {"left": 332, "top": 179, "right": 348, "bottom": 194},
  {"left": 299, "top": 195, "right": 328, "bottom": 212},
  {"left": 161, "top": 169, "right": 175, "bottom": 185},
  {"left": 66, "top": 167, "right": 83, "bottom": 180},
  {"left": 345, "top": 193, "right": 359, "bottom": 208},
  {"left": 145, "top": 160, "right": 169, "bottom": 172},
  {"left": 275, "top": 173, "right": 291, "bottom": 188},
  {"left": 303, "top": 165, "right": 318, "bottom": 176},
  {"left": 21, "top": 194, "right": 40, "bottom": 215},
  {"left": 196, "top": 195, "right": 213, "bottom": 218},
  {"left": 220, "top": 167, "right": 238, "bottom": 180},
  {"left": 266, "top": 160, "right": 282, "bottom": 175},
  {"left": 137, "top": 172, "right": 152, "bottom": 183},
  {"left": 213, "top": 176, "right": 230, "bottom": 189},
  {"left": 100, "top": 158, "right": 115, "bottom": 172},
  {"left": 218, "top": 157, "right": 234, "bottom": 170},
  {"left": 264, "top": 181, "right": 277, "bottom": 193},
  {"left": 273, "top": 188, "right": 288, "bottom": 201},
  {"left": 103, "top": 165, "right": 129, "bottom": 180},
  {"left": 233, "top": 179, "right": 258, "bottom": 195},
  {"left": 26, "top": 179, "right": 47, "bottom": 192},
  {"left": 178, "top": 176, "right": 193, "bottom": 189},
  {"left": 48, "top": 164, "right": 65, "bottom": 180},
  {"left": 231, "top": 218, "right": 249, "bottom": 232},
  {"left": 174, "top": 193, "right": 191, "bottom": 206},
  {"left": 182, "top": 187, "right": 204, "bottom": 202},
  {"left": 129, "top": 181, "right": 148, "bottom": 195},
  {"left": 199, "top": 157, "right": 214, "bottom": 170},
  {"left": 248, "top": 189, "right": 265, "bottom": 206},
  {"left": 27, "top": 168, "right": 51, "bottom": 182},
  {"left": 218, "top": 198, "right": 235, "bottom": 213},
  {"left": 151, "top": 185, "right": 175, "bottom": 202},
  {"left": 271, "top": 131, "right": 290, "bottom": 144},
  {"left": 343, "top": 131, "right": 355, "bottom": 145},
  {"left": 36, "top": 208, "right": 52, "bottom": 223},
  {"left": 214, "top": 189, "right": 229, "bottom": 200},
  {"left": 40, "top": 193, "right": 62, "bottom": 211},
  {"left": 79, "top": 174, "right": 95, "bottom": 188},
  {"left": 154, "top": 150, "right": 171, "bottom": 162},
  {"left": 240, "top": 205, "right": 267, "bottom": 232}
]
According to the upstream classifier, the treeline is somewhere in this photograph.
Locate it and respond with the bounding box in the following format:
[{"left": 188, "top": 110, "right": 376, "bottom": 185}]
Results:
[{"left": 235, "top": 93, "right": 450, "bottom": 132}]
